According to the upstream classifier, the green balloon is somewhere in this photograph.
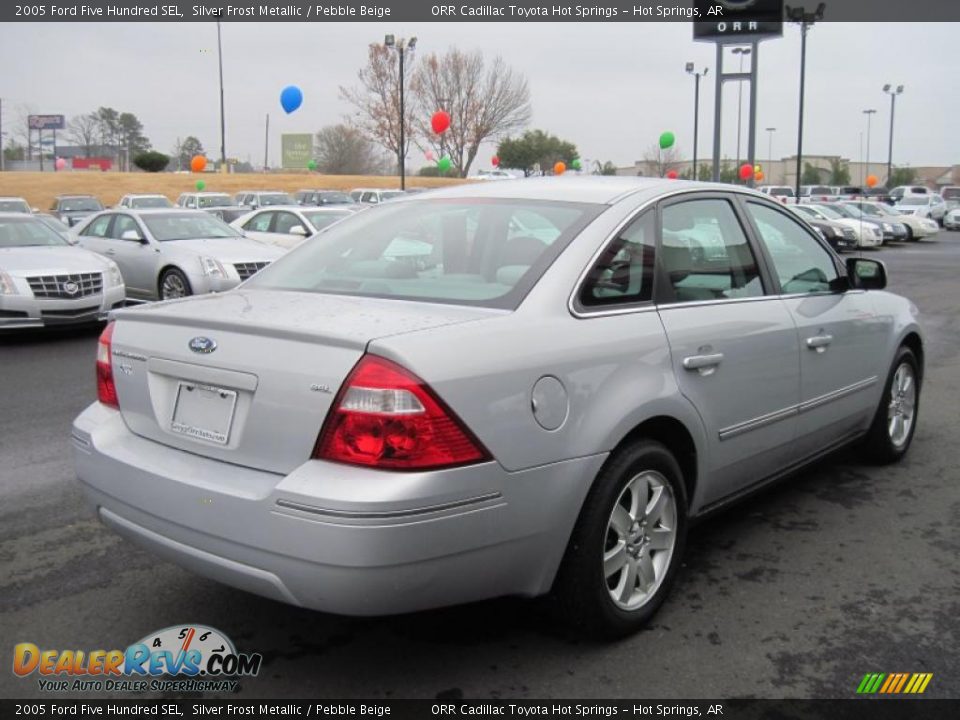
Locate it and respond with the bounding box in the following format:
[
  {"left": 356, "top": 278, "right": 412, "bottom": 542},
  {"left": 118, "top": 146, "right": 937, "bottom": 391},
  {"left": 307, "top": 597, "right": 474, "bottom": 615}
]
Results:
[
  {"left": 571, "top": 158, "right": 582, "bottom": 170},
  {"left": 195, "top": 180, "right": 206, "bottom": 191},
  {"left": 307, "top": 159, "right": 317, "bottom": 171},
  {"left": 437, "top": 155, "right": 452, "bottom": 173},
  {"left": 659, "top": 131, "right": 675, "bottom": 150}
]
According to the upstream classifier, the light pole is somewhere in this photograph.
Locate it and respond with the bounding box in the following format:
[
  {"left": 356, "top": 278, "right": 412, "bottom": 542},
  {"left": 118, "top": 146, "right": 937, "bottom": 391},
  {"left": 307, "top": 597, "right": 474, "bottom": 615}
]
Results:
[
  {"left": 216, "top": 21, "right": 226, "bottom": 172},
  {"left": 863, "top": 108, "right": 876, "bottom": 184},
  {"left": 883, "top": 84, "right": 904, "bottom": 186},
  {"left": 686, "top": 63, "right": 708, "bottom": 180},
  {"left": 787, "top": 3, "right": 826, "bottom": 201},
  {"left": 765, "top": 127, "right": 776, "bottom": 167},
  {"left": 384, "top": 34, "right": 417, "bottom": 190},
  {"left": 732, "top": 47, "right": 751, "bottom": 171}
]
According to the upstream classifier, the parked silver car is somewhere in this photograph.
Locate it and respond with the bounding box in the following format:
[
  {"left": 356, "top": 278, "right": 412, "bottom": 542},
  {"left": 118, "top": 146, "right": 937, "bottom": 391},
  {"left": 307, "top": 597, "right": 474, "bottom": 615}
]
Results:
[
  {"left": 116, "top": 194, "right": 173, "bottom": 209},
  {"left": 73, "top": 178, "right": 923, "bottom": 637},
  {"left": 0, "top": 213, "right": 125, "bottom": 329},
  {"left": 73, "top": 209, "right": 283, "bottom": 301}
]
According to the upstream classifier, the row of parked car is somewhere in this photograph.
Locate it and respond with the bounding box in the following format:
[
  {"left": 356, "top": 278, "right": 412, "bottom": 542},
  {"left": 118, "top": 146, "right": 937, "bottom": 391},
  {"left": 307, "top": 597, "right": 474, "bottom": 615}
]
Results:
[
  {"left": 1, "top": 178, "right": 956, "bottom": 331},
  {"left": 0, "top": 186, "right": 433, "bottom": 329},
  {"left": 758, "top": 184, "right": 959, "bottom": 223}
]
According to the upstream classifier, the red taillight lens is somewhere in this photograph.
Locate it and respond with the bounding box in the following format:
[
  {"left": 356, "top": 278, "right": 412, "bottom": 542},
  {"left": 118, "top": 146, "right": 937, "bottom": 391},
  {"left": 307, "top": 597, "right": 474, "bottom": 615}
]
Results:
[
  {"left": 96, "top": 321, "right": 118, "bottom": 409},
  {"left": 314, "top": 355, "right": 490, "bottom": 470}
]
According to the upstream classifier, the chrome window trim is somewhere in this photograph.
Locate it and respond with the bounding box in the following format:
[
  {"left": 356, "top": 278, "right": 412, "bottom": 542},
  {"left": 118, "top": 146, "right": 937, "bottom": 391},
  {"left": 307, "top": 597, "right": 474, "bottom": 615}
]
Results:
[
  {"left": 569, "top": 186, "right": 777, "bottom": 320},
  {"left": 718, "top": 376, "right": 879, "bottom": 441}
]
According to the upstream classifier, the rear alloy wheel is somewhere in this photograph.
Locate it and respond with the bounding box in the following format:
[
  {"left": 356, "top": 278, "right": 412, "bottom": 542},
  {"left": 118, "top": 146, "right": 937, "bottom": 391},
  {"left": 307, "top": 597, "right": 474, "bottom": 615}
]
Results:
[
  {"left": 860, "top": 346, "right": 920, "bottom": 464},
  {"left": 552, "top": 440, "right": 688, "bottom": 638},
  {"left": 159, "top": 268, "right": 192, "bottom": 300}
]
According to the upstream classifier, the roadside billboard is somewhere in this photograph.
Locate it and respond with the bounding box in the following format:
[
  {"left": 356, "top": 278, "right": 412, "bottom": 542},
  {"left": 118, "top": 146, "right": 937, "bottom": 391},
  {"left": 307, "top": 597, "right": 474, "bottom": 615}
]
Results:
[{"left": 281, "top": 133, "right": 313, "bottom": 170}]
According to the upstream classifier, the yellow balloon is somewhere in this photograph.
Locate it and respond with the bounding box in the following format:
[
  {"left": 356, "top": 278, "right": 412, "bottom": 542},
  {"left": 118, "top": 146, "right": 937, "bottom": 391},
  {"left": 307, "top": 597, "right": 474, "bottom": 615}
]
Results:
[{"left": 754, "top": 164, "right": 761, "bottom": 173}]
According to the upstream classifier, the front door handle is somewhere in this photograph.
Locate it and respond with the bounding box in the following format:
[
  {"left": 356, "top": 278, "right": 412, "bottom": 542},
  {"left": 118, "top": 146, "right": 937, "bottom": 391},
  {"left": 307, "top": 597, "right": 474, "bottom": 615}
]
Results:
[
  {"left": 105, "top": 249, "right": 116, "bottom": 255},
  {"left": 682, "top": 353, "right": 724, "bottom": 376},
  {"left": 806, "top": 334, "right": 833, "bottom": 352}
]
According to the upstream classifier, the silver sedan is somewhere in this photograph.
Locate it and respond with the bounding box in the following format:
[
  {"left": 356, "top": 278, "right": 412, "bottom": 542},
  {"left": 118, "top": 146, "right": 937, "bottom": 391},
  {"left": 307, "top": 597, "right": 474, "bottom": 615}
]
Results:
[
  {"left": 73, "top": 178, "right": 923, "bottom": 637},
  {"left": 73, "top": 209, "right": 283, "bottom": 301},
  {"left": 0, "top": 213, "right": 125, "bottom": 329}
]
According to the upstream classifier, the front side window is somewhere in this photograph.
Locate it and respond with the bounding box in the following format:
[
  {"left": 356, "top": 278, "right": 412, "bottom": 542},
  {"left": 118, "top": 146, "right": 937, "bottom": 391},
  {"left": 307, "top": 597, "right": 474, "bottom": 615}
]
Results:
[
  {"left": 110, "top": 215, "right": 142, "bottom": 240},
  {"left": 747, "top": 202, "right": 838, "bottom": 294},
  {"left": 660, "top": 198, "right": 763, "bottom": 303},
  {"left": 578, "top": 210, "right": 655, "bottom": 308},
  {"left": 247, "top": 199, "right": 600, "bottom": 309},
  {"left": 244, "top": 212, "right": 274, "bottom": 233},
  {"left": 81, "top": 215, "right": 112, "bottom": 238},
  {"left": 273, "top": 212, "right": 302, "bottom": 234}
]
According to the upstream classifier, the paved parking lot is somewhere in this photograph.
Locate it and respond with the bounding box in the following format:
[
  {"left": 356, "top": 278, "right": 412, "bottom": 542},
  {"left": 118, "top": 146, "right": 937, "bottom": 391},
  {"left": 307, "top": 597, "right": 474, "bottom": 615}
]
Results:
[{"left": 2, "top": 234, "right": 958, "bottom": 700}]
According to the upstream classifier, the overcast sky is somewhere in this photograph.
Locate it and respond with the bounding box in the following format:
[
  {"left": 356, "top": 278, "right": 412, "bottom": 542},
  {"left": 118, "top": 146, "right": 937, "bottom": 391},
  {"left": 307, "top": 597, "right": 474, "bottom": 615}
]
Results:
[{"left": 0, "top": 22, "right": 956, "bottom": 172}]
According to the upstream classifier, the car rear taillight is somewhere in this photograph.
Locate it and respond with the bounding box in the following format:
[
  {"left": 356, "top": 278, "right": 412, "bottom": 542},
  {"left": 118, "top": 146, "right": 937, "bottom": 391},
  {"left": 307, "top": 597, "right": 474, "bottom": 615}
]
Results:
[
  {"left": 96, "top": 321, "right": 118, "bottom": 409},
  {"left": 313, "top": 354, "right": 490, "bottom": 470}
]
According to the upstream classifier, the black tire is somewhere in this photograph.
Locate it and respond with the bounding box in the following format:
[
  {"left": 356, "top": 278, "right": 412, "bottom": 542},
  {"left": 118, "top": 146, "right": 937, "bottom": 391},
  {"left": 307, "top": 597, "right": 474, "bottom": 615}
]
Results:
[
  {"left": 859, "top": 346, "right": 920, "bottom": 464},
  {"left": 551, "top": 440, "right": 688, "bottom": 639},
  {"left": 158, "top": 268, "right": 193, "bottom": 300},
  {"left": 905, "top": 225, "right": 915, "bottom": 242}
]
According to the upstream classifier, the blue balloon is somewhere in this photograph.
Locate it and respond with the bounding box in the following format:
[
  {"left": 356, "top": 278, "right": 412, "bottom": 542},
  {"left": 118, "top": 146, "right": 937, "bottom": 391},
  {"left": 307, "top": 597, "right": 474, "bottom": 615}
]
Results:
[{"left": 280, "top": 85, "right": 303, "bottom": 114}]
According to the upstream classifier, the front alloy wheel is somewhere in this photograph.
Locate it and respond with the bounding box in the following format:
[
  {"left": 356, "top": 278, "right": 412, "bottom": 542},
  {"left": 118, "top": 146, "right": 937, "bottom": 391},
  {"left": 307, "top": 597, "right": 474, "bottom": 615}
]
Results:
[
  {"left": 887, "top": 362, "right": 917, "bottom": 449},
  {"left": 160, "top": 268, "right": 192, "bottom": 300}
]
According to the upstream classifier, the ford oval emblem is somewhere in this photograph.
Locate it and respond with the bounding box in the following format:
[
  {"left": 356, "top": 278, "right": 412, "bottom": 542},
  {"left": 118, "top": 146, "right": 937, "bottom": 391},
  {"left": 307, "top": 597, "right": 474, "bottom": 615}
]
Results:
[{"left": 188, "top": 336, "right": 217, "bottom": 354}]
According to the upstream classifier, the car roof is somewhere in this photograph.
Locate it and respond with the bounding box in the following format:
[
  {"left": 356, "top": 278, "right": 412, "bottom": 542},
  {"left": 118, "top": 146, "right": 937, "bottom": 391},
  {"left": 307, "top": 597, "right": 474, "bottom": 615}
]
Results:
[
  {"left": 118, "top": 208, "right": 209, "bottom": 215},
  {"left": 0, "top": 211, "right": 41, "bottom": 219},
  {"left": 55, "top": 194, "right": 98, "bottom": 199},
  {"left": 403, "top": 176, "right": 749, "bottom": 205},
  {"left": 123, "top": 193, "right": 168, "bottom": 198},
  {"left": 0, "top": 196, "right": 28, "bottom": 201}
]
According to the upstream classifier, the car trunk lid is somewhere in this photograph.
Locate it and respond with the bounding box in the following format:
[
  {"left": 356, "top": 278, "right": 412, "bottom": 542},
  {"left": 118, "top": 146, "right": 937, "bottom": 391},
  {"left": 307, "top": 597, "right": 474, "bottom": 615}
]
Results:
[{"left": 108, "top": 289, "right": 502, "bottom": 474}]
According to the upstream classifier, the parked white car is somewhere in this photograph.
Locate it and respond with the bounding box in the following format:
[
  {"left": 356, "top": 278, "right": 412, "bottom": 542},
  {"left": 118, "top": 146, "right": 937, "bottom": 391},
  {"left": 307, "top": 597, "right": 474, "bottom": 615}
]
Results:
[
  {"left": 0, "top": 197, "right": 33, "bottom": 214},
  {"left": 889, "top": 185, "right": 930, "bottom": 204},
  {"left": 757, "top": 186, "right": 798, "bottom": 204},
  {"left": 116, "top": 194, "right": 173, "bottom": 210},
  {"left": 799, "top": 204, "right": 883, "bottom": 247},
  {"left": 943, "top": 208, "right": 960, "bottom": 231},
  {"left": 350, "top": 188, "right": 407, "bottom": 205},
  {"left": 894, "top": 195, "right": 947, "bottom": 225},
  {"left": 0, "top": 213, "right": 125, "bottom": 329},
  {"left": 845, "top": 200, "right": 938, "bottom": 241},
  {"left": 232, "top": 206, "right": 356, "bottom": 250}
]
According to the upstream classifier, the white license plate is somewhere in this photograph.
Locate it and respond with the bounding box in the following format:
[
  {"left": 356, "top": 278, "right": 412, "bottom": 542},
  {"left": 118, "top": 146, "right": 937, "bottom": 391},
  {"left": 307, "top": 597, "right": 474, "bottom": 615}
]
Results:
[{"left": 170, "top": 382, "right": 237, "bottom": 445}]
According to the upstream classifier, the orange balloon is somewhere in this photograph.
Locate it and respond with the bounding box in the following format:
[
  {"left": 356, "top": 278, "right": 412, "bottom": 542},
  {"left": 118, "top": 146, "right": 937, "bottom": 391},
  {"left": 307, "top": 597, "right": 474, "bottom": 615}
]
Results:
[
  {"left": 554, "top": 161, "right": 566, "bottom": 175},
  {"left": 754, "top": 170, "right": 765, "bottom": 182},
  {"left": 866, "top": 174, "right": 878, "bottom": 188},
  {"left": 190, "top": 155, "right": 207, "bottom": 173}
]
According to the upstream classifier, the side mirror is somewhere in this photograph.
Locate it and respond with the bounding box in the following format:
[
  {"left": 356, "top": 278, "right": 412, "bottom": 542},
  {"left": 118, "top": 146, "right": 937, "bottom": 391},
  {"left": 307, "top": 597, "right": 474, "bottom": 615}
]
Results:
[
  {"left": 120, "top": 229, "right": 145, "bottom": 243},
  {"left": 32, "top": 207, "right": 39, "bottom": 213},
  {"left": 289, "top": 225, "right": 308, "bottom": 237},
  {"left": 846, "top": 257, "right": 887, "bottom": 290}
]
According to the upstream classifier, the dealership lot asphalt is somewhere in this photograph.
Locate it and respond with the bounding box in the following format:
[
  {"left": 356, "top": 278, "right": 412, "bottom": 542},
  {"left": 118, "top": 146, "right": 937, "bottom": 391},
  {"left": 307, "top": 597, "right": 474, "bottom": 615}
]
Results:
[{"left": 2, "top": 234, "right": 958, "bottom": 700}]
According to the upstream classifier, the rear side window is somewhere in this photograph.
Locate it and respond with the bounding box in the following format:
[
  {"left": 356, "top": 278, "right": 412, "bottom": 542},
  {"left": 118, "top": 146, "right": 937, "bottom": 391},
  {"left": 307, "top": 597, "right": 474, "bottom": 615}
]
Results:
[
  {"left": 82, "top": 215, "right": 112, "bottom": 238},
  {"left": 578, "top": 210, "right": 655, "bottom": 309},
  {"left": 660, "top": 199, "right": 763, "bottom": 303},
  {"left": 247, "top": 199, "right": 602, "bottom": 309},
  {"left": 244, "top": 212, "right": 274, "bottom": 233}
]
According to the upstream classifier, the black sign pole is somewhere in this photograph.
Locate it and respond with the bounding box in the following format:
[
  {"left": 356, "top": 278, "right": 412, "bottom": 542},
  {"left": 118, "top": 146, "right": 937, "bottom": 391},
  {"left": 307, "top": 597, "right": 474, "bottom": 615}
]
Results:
[
  {"left": 39, "top": 129, "right": 44, "bottom": 172},
  {"left": 712, "top": 42, "right": 723, "bottom": 182}
]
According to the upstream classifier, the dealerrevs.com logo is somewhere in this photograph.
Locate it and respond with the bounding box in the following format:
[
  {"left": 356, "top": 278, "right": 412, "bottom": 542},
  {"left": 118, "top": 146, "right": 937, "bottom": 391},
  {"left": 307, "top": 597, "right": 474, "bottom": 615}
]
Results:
[{"left": 13, "top": 625, "right": 262, "bottom": 693}]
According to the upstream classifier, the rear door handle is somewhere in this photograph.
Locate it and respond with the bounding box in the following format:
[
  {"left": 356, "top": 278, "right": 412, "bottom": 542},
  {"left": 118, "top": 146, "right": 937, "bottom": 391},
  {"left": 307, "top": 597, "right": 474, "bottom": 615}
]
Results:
[
  {"left": 682, "top": 353, "right": 724, "bottom": 375},
  {"left": 806, "top": 334, "right": 833, "bottom": 351}
]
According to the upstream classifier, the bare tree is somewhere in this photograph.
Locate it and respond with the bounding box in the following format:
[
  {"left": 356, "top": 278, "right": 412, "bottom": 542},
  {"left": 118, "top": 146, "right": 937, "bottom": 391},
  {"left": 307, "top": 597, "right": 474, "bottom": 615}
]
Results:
[
  {"left": 411, "top": 49, "right": 531, "bottom": 177},
  {"left": 66, "top": 113, "right": 99, "bottom": 156},
  {"left": 340, "top": 43, "right": 416, "bottom": 176},
  {"left": 642, "top": 143, "right": 683, "bottom": 178},
  {"left": 314, "top": 124, "right": 380, "bottom": 175}
]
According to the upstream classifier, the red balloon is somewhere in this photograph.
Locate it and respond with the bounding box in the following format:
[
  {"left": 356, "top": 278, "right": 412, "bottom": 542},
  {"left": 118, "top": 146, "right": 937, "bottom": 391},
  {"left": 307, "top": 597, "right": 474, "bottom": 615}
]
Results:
[
  {"left": 738, "top": 163, "right": 753, "bottom": 181},
  {"left": 666, "top": 170, "right": 679, "bottom": 180},
  {"left": 431, "top": 110, "right": 451, "bottom": 134},
  {"left": 491, "top": 156, "right": 500, "bottom": 167}
]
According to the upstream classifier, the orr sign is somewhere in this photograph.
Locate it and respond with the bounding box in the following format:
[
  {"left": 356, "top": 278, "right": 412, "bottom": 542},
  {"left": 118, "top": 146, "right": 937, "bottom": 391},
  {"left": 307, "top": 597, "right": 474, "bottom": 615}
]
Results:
[{"left": 694, "top": 0, "right": 784, "bottom": 41}]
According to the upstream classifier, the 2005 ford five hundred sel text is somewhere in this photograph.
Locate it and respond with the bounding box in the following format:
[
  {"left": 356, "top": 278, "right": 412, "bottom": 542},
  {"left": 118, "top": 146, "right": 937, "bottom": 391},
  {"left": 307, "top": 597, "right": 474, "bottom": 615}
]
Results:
[{"left": 72, "top": 177, "right": 923, "bottom": 637}]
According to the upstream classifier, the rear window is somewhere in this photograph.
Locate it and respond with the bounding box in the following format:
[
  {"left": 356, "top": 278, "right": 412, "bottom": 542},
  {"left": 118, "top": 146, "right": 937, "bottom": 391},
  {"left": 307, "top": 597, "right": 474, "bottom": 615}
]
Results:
[
  {"left": 247, "top": 199, "right": 601, "bottom": 309},
  {"left": 942, "top": 188, "right": 960, "bottom": 200},
  {"left": 769, "top": 188, "right": 794, "bottom": 197}
]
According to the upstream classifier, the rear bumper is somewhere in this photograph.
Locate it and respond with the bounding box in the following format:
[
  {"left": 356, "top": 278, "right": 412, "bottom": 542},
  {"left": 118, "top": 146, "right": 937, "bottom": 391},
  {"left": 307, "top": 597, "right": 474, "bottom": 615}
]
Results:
[
  {"left": 0, "top": 286, "right": 125, "bottom": 329},
  {"left": 72, "top": 403, "right": 604, "bottom": 615}
]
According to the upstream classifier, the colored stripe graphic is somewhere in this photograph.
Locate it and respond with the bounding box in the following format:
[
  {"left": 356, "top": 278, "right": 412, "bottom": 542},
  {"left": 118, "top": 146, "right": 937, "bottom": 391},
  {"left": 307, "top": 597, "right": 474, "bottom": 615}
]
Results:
[{"left": 857, "top": 672, "right": 932, "bottom": 694}]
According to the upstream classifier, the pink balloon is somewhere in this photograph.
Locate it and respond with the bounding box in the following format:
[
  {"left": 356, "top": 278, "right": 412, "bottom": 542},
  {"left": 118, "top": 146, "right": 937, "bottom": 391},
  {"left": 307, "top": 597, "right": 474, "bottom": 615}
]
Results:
[
  {"left": 425, "top": 150, "right": 435, "bottom": 162},
  {"left": 55, "top": 158, "right": 67, "bottom": 171}
]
